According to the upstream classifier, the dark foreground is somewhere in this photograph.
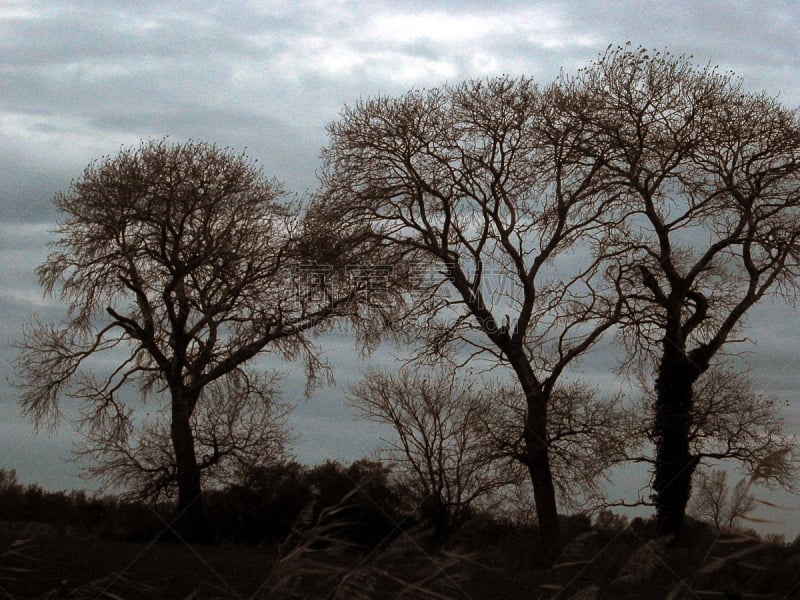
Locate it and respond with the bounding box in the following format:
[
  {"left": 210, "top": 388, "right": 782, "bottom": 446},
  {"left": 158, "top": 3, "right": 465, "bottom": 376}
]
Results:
[{"left": 2, "top": 518, "right": 800, "bottom": 599}]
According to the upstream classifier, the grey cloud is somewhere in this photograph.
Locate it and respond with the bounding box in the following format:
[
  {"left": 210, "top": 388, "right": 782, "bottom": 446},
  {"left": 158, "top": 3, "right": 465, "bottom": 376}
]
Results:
[
  {"left": 1, "top": 3, "right": 268, "bottom": 67},
  {"left": 0, "top": 169, "right": 64, "bottom": 222},
  {"left": 2, "top": 0, "right": 800, "bottom": 509},
  {"left": 559, "top": 0, "right": 800, "bottom": 101},
  {"left": 84, "top": 108, "right": 324, "bottom": 194}
]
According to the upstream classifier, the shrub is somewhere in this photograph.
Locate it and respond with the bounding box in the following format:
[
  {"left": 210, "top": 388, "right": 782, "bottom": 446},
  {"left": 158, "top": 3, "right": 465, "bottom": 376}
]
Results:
[{"left": 206, "top": 461, "right": 313, "bottom": 543}]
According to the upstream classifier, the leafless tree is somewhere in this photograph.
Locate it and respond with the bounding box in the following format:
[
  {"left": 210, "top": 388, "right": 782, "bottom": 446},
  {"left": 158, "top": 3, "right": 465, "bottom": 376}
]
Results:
[
  {"left": 75, "top": 369, "right": 293, "bottom": 503},
  {"left": 687, "top": 366, "right": 797, "bottom": 486},
  {"left": 348, "top": 368, "right": 521, "bottom": 533},
  {"left": 689, "top": 444, "right": 794, "bottom": 534},
  {"left": 14, "top": 139, "right": 394, "bottom": 541},
  {"left": 485, "top": 381, "right": 641, "bottom": 512},
  {"left": 689, "top": 469, "right": 758, "bottom": 533},
  {"left": 623, "top": 363, "right": 798, "bottom": 508},
  {"left": 319, "top": 77, "right": 627, "bottom": 542},
  {"left": 561, "top": 45, "right": 800, "bottom": 533},
  {"left": 350, "top": 368, "right": 641, "bottom": 533}
]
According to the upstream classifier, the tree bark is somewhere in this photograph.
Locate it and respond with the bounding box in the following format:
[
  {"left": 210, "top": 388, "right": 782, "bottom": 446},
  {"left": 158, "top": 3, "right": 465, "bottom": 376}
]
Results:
[
  {"left": 653, "top": 340, "right": 700, "bottom": 536},
  {"left": 523, "top": 393, "right": 561, "bottom": 544},
  {"left": 507, "top": 348, "right": 561, "bottom": 545},
  {"left": 170, "top": 392, "right": 208, "bottom": 542}
]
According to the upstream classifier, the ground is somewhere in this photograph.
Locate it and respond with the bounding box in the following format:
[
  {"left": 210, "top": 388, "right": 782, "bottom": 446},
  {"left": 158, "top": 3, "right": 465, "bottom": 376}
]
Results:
[
  {"left": 0, "top": 526, "right": 276, "bottom": 599},
  {"left": 2, "top": 519, "right": 800, "bottom": 599}
]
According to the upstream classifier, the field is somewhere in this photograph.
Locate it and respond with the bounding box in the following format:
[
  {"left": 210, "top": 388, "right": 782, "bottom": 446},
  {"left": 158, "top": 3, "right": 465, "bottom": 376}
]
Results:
[
  {"left": 3, "top": 518, "right": 800, "bottom": 599},
  {"left": 0, "top": 524, "right": 276, "bottom": 599}
]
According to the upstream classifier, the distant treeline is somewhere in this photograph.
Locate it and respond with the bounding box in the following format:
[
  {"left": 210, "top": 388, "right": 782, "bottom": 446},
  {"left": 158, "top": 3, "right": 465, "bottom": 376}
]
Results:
[{"left": 0, "top": 460, "right": 408, "bottom": 545}]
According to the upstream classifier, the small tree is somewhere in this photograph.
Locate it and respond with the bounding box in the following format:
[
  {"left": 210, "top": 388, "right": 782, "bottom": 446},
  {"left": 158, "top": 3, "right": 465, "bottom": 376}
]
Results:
[
  {"left": 689, "top": 447, "right": 793, "bottom": 534},
  {"left": 486, "top": 381, "right": 639, "bottom": 512},
  {"left": 604, "top": 363, "right": 797, "bottom": 515},
  {"left": 15, "top": 139, "right": 381, "bottom": 541},
  {"left": 0, "top": 469, "right": 21, "bottom": 495},
  {"left": 562, "top": 45, "right": 800, "bottom": 533},
  {"left": 687, "top": 366, "right": 797, "bottom": 533},
  {"left": 0, "top": 469, "right": 23, "bottom": 521},
  {"left": 76, "top": 370, "right": 293, "bottom": 502},
  {"left": 349, "top": 370, "right": 639, "bottom": 532},
  {"left": 348, "top": 368, "right": 517, "bottom": 533},
  {"left": 689, "top": 469, "right": 758, "bottom": 532},
  {"left": 688, "top": 366, "right": 797, "bottom": 485}
]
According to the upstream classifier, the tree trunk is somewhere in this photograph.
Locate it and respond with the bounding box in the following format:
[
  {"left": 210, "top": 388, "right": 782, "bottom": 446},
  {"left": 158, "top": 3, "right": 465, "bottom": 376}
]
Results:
[
  {"left": 170, "top": 393, "right": 208, "bottom": 543},
  {"left": 653, "top": 342, "right": 699, "bottom": 536},
  {"left": 523, "top": 392, "right": 561, "bottom": 544},
  {"left": 507, "top": 348, "right": 561, "bottom": 545}
]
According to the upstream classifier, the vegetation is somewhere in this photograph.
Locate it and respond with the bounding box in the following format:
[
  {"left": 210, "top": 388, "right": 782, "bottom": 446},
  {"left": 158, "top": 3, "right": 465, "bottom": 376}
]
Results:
[
  {"left": 318, "top": 72, "right": 627, "bottom": 544},
  {"left": 8, "top": 45, "right": 800, "bottom": 597},
  {"left": 348, "top": 368, "right": 641, "bottom": 534},
  {"left": 559, "top": 45, "right": 800, "bottom": 534},
  {"left": 318, "top": 44, "right": 800, "bottom": 541},
  {"left": 14, "top": 139, "right": 400, "bottom": 541},
  {"left": 348, "top": 367, "right": 522, "bottom": 534},
  {"left": 3, "top": 466, "right": 800, "bottom": 599}
]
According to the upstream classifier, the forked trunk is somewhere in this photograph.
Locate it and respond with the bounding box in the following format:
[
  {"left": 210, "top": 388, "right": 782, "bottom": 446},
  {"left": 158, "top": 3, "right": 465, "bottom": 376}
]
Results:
[
  {"left": 653, "top": 345, "right": 700, "bottom": 536},
  {"left": 170, "top": 393, "right": 208, "bottom": 542}
]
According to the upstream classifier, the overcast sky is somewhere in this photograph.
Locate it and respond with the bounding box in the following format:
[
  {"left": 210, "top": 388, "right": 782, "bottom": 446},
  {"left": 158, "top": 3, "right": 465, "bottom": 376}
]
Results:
[{"left": 2, "top": 0, "right": 800, "bottom": 532}]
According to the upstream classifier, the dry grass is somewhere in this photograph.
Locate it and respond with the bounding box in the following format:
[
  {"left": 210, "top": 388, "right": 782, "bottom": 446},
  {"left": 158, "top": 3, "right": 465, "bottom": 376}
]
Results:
[
  {"left": 0, "top": 537, "right": 35, "bottom": 598},
  {"left": 4, "top": 506, "right": 800, "bottom": 599},
  {"left": 252, "top": 489, "right": 472, "bottom": 599}
]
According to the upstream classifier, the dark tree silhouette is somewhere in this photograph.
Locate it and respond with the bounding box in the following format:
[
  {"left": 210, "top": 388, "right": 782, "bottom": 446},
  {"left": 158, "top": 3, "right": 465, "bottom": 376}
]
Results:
[
  {"left": 348, "top": 367, "right": 522, "bottom": 534},
  {"left": 643, "top": 364, "right": 795, "bottom": 477},
  {"left": 75, "top": 370, "right": 293, "bottom": 503},
  {"left": 486, "top": 380, "right": 639, "bottom": 512},
  {"left": 15, "top": 139, "right": 388, "bottom": 541},
  {"left": 318, "top": 78, "right": 627, "bottom": 543},
  {"left": 562, "top": 45, "right": 800, "bottom": 534}
]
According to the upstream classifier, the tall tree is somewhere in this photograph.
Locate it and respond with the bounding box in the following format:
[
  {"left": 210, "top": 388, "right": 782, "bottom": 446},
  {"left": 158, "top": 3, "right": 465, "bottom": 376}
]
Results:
[
  {"left": 563, "top": 45, "right": 800, "bottom": 534},
  {"left": 318, "top": 78, "right": 626, "bottom": 543},
  {"left": 486, "top": 380, "right": 639, "bottom": 512},
  {"left": 619, "top": 363, "right": 797, "bottom": 510},
  {"left": 15, "top": 139, "right": 385, "bottom": 541}
]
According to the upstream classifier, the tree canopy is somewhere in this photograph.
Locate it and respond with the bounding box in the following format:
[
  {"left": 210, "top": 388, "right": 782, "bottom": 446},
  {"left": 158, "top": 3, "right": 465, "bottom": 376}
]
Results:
[
  {"left": 318, "top": 46, "right": 800, "bottom": 539},
  {"left": 560, "top": 45, "right": 800, "bottom": 533},
  {"left": 15, "top": 139, "right": 390, "bottom": 540}
]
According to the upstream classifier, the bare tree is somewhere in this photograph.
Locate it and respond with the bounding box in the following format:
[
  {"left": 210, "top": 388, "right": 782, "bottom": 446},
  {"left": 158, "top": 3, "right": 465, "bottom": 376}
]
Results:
[
  {"left": 76, "top": 369, "right": 293, "bottom": 502},
  {"left": 689, "top": 469, "right": 758, "bottom": 533},
  {"left": 14, "top": 139, "right": 388, "bottom": 541},
  {"left": 687, "top": 366, "right": 797, "bottom": 486},
  {"left": 350, "top": 367, "right": 641, "bottom": 532},
  {"left": 562, "top": 45, "right": 800, "bottom": 533},
  {"left": 623, "top": 363, "right": 798, "bottom": 509},
  {"left": 485, "top": 381, "right": 640, "bottom": 512},
  {"left": 348, "top": 368, "right": 521, "bottom": 533},
  {"left": 319, "top": 77, "right": 626, "bottom": 543},
  {"left": 689, "top": 445, "right": 794, "bottom": 534}
]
